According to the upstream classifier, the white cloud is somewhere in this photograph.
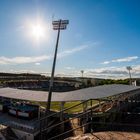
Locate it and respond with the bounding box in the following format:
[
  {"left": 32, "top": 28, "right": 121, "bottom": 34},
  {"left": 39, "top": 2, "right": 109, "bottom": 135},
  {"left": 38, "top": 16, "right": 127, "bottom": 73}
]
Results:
[
  {"left": 112, "top": 56, "right": 138, "bottom": 62},
  {"left": 57, "top": 65, "right": 140, "bottom": 79},
  {"left": 58, "top": 44, "right": 90, "bottom": 58},
  {"left": 9, "top": 69, "right": 37, "bottom": 74},
  {"left": 58, "top": 41, "right": 98, "bottom": 58},
  {"left": 102, "top": 56, "right": 139, "bottom": 65},
  {"left": 3, "top": 64, "right": 140, "bottom": 79},
  {"left": 0, "top": 42, "right": 96, "bottom": 65},
  {"left": 102, "top": 61, "right": 110, "bottom": 64},
  {"left": 65, "top": 67, "right": 75, "bottom": 70},
  {"left": 0, "top": 55, "right": 51, "bottom": 65},
  {"left": 35, "top": 62, "right": 41, "bottom": 65}
]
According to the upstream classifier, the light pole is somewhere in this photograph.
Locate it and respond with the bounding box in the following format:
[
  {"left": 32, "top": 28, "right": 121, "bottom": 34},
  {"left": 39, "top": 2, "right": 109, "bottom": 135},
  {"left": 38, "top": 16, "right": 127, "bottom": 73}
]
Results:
[
  {"left": 126, "top": 66, "right": 132, "bottom": 85},
  {"left": 81, "top": 70, "right": 84, "bottom": 78},
  {"left": 46, "top": 19, "right": 69, "bottom": 114}
]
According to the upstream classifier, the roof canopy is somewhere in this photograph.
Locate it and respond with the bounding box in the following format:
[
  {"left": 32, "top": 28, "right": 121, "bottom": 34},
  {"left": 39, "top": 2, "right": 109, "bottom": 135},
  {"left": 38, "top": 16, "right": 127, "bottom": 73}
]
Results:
[{"left": 0, "top": 84, "right": 139, "bottom": 102}]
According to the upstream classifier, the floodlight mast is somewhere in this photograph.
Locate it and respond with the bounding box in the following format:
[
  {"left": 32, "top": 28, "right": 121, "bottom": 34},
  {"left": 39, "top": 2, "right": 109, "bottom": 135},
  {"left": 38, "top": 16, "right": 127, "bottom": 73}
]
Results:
[
  {"left": 126, "top": 66, "right": 132, "bottom": 85},
  {"left": 81, "top": 70, "right": 84, "bottom": 78},
  {"left": 46, "top": 19, "right": 69, "bottom": 114}
]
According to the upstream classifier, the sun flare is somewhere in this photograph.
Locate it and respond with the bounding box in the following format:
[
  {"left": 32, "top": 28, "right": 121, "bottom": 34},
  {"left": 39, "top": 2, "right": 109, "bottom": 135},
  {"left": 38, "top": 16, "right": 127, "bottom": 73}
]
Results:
[
  {"left": 26, "top": 19, "right": 50, "bottom": 44},
  {"left": 31, "top": 24, "right": 45, "bottom": 41}
]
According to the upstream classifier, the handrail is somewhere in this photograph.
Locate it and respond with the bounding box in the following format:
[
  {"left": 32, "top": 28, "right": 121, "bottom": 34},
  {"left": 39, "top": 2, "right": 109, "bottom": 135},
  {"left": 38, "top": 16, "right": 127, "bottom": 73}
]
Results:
[
  {"left": 40, "top": 98, "right": 107, "bottom": 131},
  {"left": 48, "top": 121, "right": 92, "bottom": 140},
  {"left": 43, "top": 101, "right": 109, "bottom": 132},
  {"left": 40, "top": 95, "right": 140, "bottom": 140},
  {"left": 40, "top": 98, "right": 111, "bottom": 138},
  {"left": 39, "top": 98, "right": 93, "bottom": 139},
  {"left": 42, "top": 109, "right": 91, "bottom": 132},
  {"left": 48, "top": 117, "right": 140, "bottom": 140}
]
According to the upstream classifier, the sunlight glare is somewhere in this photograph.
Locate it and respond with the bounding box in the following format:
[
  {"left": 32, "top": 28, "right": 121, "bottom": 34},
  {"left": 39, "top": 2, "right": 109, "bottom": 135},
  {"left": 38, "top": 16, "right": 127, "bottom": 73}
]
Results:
[
  {"left": 31, "top": 24, "right": 45, "bottom": 41},
  {"left": 26, "top": 19, "right": 51, "bottom": 45}
]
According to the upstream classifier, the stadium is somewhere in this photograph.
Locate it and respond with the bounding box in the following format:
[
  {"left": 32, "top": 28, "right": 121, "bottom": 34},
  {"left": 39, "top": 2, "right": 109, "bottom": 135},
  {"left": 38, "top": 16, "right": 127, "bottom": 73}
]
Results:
[{"left": 0, "top": 84, "right": 139, "bottom": 139}]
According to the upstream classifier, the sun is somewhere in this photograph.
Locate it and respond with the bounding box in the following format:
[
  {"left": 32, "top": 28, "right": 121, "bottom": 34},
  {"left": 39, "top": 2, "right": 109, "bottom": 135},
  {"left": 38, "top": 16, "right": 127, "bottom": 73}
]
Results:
[
  {"left": 25, "top": 19, "right": 51, "bottom": 45},
  {"left": 31, "top": 24, "right": 45, "bottom": 41}
]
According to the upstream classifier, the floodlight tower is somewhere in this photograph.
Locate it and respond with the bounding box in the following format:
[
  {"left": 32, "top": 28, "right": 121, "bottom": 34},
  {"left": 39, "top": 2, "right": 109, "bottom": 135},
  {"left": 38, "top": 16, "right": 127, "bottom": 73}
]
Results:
[
  {"left": 46, "top": 19, "right": 69, "bottom": 114},
  {"left": 81, "top": 70, "right": 84, "bottom": 78},
  {"left": 126, "top": 66, "right": 132, "bottom": 85}
]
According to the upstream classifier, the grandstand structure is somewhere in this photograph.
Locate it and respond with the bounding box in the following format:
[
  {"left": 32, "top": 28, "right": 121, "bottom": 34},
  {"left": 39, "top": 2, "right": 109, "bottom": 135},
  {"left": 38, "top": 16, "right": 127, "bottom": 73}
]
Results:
[
  {"left": 0, "top": 84, "right": 139, "bottom": 102},
  {"left": 0, "top": 84, "right": 139, "bottom": 139}
]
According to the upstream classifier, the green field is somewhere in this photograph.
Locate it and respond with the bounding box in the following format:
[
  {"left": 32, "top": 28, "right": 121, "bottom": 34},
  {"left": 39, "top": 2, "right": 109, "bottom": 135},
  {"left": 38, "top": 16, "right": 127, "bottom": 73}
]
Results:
[{"left": 33, "top": 100, "right": 99, "bottom": 114}]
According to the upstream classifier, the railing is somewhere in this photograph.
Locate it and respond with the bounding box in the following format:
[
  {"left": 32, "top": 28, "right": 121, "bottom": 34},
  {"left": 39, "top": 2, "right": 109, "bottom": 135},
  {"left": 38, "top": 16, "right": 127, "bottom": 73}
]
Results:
[
  {"left": 39, "top": 98, "right": 114, "bottom": 139},
  {"left": 40, "top": 100, "right": 89, "bottom": 126},
  {"left": 40, "top": 99, "right": 92, "bottom": 121},
  {"left": 39, "top": 99, "right": 101, "bottom": 140},
  {"left": 40, "top": 98, "right": 110, "bottom": 122},
  {"left": 48, "top": 121, "right": 140, "bottom": 140},
  {"left": 40, "top": 97, "right": 140, "bottom": 140},
  {"left": 48, "top": 121, "right": 92, "bottom": 140},
  {"left": 46, "top": 111, "right": 140, "bottom": 140}
]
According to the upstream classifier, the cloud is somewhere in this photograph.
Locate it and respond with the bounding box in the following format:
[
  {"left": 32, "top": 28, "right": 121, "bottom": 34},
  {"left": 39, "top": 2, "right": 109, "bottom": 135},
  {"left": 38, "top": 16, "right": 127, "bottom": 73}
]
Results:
[
  {"left": 112, "top": 56, "right": 139, "bottom": 62},
  {"left": 35, "top": 62, "right": 41, "bottom": 65},
  {"left": 3, "top": 64, "right": 140, "bottom": 79},
  {"left": 0, "top": 55, "right": 51, "bottom": 65},
  {"left": 0, "top": 41, "right": 96, "bottom": 65},
  {"left": 79, "top": 65, "right": 140, "bottom": 79},
  {"left": 65, "top": 67, "right": 75, "bottom": 70},
  {"left": 102, "top": 56, "right": 139, "bottom": 64},
  {"left": 57, "top": 65, "right": 140, "bottom": 79},
  {"left": 9, "top": 69, "right": 37, "bottom": 74},
  {"left": 102, "top": 61, "right": 110, "bottom": 64},
  {"left": 58, "top": 41, "right": 99, "bottom": 58}
]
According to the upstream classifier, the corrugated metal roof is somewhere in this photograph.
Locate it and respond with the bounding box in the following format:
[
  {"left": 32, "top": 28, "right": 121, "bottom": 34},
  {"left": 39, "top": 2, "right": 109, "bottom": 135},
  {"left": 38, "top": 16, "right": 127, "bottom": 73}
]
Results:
[{"left": 0, "top": 84, "right": 139, "bottom": 102}]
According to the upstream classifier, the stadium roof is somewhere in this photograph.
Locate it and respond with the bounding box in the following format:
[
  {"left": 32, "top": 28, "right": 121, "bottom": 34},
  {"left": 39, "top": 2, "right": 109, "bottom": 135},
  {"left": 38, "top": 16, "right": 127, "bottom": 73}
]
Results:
[{"left": 0, "top": 84, "right": 139, "bottom": 102}]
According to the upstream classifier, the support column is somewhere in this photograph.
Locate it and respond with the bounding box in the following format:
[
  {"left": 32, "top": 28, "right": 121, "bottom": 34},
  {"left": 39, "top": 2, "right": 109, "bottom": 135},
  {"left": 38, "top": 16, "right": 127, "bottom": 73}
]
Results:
[
  {"left": 60, "top": 101, "right": 65, "bottom": 120},
  {"left": 82, "top": 100, "right": 88, "bottom": 133},
  {"left": 99, "top": 99, "right": 102, "bottom": 112},
  {"left": 82, "top": 100, "right": 88, "bottom": 112},
  {"left": 60, "top": 101, "right": 65, "bottom": 134},
  {"left": 117, "top": 100, "right": 120, "bottom": 111},
  {"left": 38, "top": 106, "right": 40, "bottom": 119}
]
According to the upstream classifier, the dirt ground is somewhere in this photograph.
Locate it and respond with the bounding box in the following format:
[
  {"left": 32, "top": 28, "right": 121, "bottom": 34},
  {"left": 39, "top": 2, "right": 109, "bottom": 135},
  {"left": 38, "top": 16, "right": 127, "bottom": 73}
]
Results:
[{"left": 65, "top": 131, "right": 140, "bottom": 140}]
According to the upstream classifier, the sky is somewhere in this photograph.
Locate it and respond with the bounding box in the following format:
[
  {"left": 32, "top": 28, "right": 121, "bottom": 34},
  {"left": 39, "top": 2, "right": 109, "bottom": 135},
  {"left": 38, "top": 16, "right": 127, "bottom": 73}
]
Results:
[{"left": 0, "top": 0, "right": 140, "bottom": 79}]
